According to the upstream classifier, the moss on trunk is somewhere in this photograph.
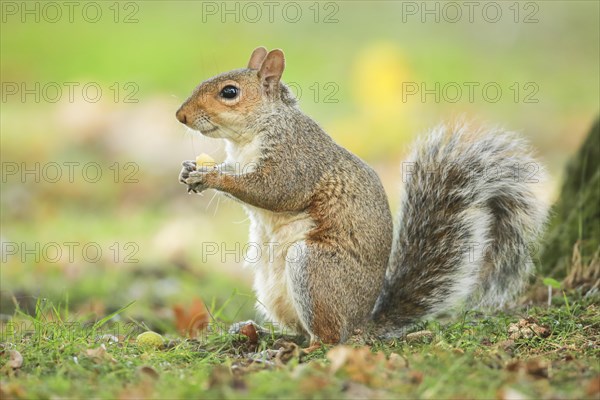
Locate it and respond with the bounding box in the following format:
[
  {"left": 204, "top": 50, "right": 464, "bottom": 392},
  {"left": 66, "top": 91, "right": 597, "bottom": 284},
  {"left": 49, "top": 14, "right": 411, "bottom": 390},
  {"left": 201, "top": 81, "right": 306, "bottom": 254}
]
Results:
[{"left": 539, "top": 118, "right": 600, "bottom": 277}]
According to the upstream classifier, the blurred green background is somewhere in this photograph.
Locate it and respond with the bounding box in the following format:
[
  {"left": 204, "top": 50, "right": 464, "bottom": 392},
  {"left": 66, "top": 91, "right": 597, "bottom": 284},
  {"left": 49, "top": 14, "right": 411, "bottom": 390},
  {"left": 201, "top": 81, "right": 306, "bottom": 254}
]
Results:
[{"left": 1, "top": 1, "right": 598, "bottom": 331}]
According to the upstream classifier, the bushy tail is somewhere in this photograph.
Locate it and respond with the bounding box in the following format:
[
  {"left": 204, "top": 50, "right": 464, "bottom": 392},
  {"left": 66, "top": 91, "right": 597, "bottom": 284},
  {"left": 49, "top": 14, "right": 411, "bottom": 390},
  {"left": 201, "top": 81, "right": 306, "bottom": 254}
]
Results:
[{"left": 372, "top": 122, "right": 549, "bottom": 335}]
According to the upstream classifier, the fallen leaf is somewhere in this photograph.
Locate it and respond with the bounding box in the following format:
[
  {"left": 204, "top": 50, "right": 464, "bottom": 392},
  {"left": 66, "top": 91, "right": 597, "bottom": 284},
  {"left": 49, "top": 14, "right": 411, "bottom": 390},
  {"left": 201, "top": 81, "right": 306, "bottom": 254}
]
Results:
[
  {"left": 326, "top": 346, "right": 387, "bottom": 386},
  {"left": 298, "top": 374, "right": 331, "bottom": 394},
  {"left": 505, "top": 358, "right": 549, "bottom": 379},
  {"left": 273, "top": 339, "right": 300, "bottom": 365},
  {"left": 563, "top": 241, "right": 600, "bottom": 294},
  {"left": 587, "top": 375, "right": 600, "bottom": 396},
  {"left": 0, "top": 382, "right": 28, "bottom": 399},
  {"left": 137, "top": 365, "right": 160, "bottom": 381},
  {"left": 508, "top": 318, "right": 550, "bottom": 340},
  {"left": 386, "top": 352, "right": 408, "bottom": 369},
  {"left": 327, "top": 345, "right": 355, "bottom": 374},
  {"left": 505, "top": 360, "right": 521, "bottom": 372},
  {"left": 84, "top": 344, "right": 117, "bottom": 364},
  {"left": 231, "top": 358, "right": 275, "bottom": 375},
  {"left": 118, "top": 383, "right": 154, "bottom": 400},
  {"left": 172, "top": 297, "right": 209, "bottom": 338},
  {"left": 525, "top": 359, "right": 549, "bottom": 379},
  {"left": 206, "top": 365, "right": 245, "bottom": 390},
  {"left": 409, "top": 370, "right": 424, "bottom": 385},
  {"left": 239, "top": 323, "right": 258, "bottom": 344},
  {"left": 498, "top": 339, "right": 515, "bottom": 353}
]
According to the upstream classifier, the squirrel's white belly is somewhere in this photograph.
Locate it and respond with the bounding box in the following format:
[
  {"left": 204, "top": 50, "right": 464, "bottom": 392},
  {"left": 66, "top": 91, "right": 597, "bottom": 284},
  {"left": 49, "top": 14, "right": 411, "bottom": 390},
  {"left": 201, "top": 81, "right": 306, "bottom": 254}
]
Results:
[
  {"left": 224, "top": 138, "right": 314, "bottom": 331},
  {"left": 243, "top": 206, "right": 315, "bottom": 333}
]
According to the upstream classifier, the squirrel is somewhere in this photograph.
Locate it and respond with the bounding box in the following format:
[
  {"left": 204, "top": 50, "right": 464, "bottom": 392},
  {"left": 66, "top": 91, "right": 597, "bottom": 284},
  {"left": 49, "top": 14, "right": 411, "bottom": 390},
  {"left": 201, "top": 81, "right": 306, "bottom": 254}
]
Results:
[{"left": 175, "top": 47, "right": 549, "bottom": 344}]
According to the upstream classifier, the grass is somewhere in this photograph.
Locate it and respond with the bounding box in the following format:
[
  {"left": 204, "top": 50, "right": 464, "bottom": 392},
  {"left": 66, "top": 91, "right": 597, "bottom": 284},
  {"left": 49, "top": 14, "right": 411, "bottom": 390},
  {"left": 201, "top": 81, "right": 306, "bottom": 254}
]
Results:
[{"left": 1, "top": 289, "right": 598, "bottom": 399}]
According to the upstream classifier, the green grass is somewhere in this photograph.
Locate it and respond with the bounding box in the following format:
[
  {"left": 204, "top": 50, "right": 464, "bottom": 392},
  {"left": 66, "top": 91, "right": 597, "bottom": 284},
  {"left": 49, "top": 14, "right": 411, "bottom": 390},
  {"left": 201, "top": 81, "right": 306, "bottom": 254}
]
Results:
[{"left": 1, "top": 290, "right": 598, "bottom": 399}]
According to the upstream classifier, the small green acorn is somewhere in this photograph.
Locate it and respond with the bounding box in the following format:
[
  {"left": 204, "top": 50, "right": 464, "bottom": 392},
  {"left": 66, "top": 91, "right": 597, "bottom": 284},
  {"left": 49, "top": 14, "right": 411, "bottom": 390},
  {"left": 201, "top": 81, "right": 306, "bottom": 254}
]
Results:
[{"left": 136, "top": 331, "right": 164, "bottom": 349}]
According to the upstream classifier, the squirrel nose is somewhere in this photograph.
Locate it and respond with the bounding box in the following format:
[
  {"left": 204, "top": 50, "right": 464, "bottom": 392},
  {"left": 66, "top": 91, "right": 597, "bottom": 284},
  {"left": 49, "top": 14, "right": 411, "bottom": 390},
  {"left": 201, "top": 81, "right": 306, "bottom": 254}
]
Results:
[{"left": 176, "top": 108, "right": 187, "bottom": 124}]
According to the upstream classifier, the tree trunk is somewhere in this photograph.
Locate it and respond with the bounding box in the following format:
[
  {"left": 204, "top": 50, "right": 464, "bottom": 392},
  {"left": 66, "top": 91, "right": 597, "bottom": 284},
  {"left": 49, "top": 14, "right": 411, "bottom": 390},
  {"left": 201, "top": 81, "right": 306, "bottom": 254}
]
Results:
[{"left": 539, "top": 118, "right": 600, "bottom": 278}]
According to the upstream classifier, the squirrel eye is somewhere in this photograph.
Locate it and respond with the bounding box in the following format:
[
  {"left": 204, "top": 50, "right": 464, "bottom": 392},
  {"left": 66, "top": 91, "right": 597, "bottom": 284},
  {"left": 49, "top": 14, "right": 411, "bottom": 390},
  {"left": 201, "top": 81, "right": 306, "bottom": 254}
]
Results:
[{"left": 220, "top": 85, "right": 239, "bottom": 99}]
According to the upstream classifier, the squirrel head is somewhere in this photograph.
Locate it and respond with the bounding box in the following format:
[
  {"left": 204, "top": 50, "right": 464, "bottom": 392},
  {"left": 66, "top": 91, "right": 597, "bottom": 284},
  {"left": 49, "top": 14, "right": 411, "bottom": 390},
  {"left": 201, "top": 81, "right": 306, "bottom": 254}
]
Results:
[{"left": 176, "top": 47, "right": 296, "bottom": 141}]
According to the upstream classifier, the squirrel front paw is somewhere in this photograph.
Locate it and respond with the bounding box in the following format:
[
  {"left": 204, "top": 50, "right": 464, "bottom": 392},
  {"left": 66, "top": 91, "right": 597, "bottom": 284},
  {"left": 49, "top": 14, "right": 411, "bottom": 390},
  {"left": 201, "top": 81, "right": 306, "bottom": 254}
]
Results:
[{"left": 179, "top": 160, "right": 206, "bottom": 193}]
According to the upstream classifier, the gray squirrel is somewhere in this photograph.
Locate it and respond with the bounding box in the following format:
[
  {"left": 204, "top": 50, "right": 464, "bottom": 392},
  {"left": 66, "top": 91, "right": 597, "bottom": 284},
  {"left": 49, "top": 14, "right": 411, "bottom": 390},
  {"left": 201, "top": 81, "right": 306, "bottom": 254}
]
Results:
[{"left": 175, "top": 47, "right": 549, "bottom": 344}]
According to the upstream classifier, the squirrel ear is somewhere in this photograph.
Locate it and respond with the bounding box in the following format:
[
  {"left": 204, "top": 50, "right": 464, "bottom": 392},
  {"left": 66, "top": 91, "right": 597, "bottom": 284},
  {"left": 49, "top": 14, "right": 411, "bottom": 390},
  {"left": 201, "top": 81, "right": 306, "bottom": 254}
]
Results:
[
  {"left": 258, "top": 49, "right": 285, "bottom": 90},
  {"left": 247, "top": 46, "right": 268, "bottom": 70}
]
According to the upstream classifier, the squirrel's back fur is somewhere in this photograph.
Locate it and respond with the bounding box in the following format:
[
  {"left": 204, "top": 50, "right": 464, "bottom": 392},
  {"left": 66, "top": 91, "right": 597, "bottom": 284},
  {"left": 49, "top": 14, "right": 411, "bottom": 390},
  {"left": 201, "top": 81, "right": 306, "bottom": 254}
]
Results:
[{"left": 372, "top": 122, "right": 548, "bottom": 336}]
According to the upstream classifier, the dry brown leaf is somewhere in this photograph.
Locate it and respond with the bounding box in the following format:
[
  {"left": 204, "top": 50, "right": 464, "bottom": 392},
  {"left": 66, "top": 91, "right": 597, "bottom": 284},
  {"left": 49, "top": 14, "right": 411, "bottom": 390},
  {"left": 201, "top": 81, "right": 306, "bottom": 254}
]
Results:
[
  {"left": 84, "top": 344, "right": 117, "bottom": 364},
  {"left": 524, "top": 359, "right": 549, "bottom": 379},
  {"left": 564, "top": 242, "right": 600, "bottom": 293},
  {"left": 230, "top": 338, "right": 302, "bottom": 373},
  {"left": 586, "top": 375, "right": 600, "bottom": 396},
  {"left": 327, "top": 345, "right": 355, "bottom": 374},
  {"left": 498, "top": 340, "right": 516, "bottom": 353},
  {"left": 508, "top": 318, "right": 550, "bottom": 340},
  {"left": 172, "top": 297, "right": 209, "bottom": 338},
  {"left": 386, "top": 352, "right": 408, "bottom": 369},
  {"left": 505, "top": 358, "right": 549, "bottom": 379},
  {"left": 239, "top": 323, "right": 258, "bottom": 344},
  {"left": 137, "top": 365, "right": 160, "bottom": 381},
  {"left": 505, "top": 360, "right": 521, "bottom": 372},
  {"left": 206, "top": 365, "right": 245, "bottom": 390},
  {"left": 326, "top": 346, "right": 387, "bottom": 386},
  {"left": 273, "top": 339, "right": 300, "bottom": 365},
  {"left": 118, "top": 383, "right": 154, "bottom": 400},
  {"left": 298, "top": 375, "right": 331, "bottom": 395},
  {"left": 0, "top": 382, "right": 28, "bottom": 399},
  {"left": 409, "top": 371, "right": 424, "bottom": 385},
  {"left": 231, "top": 358, "right": 274, "bottom": 375}
]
